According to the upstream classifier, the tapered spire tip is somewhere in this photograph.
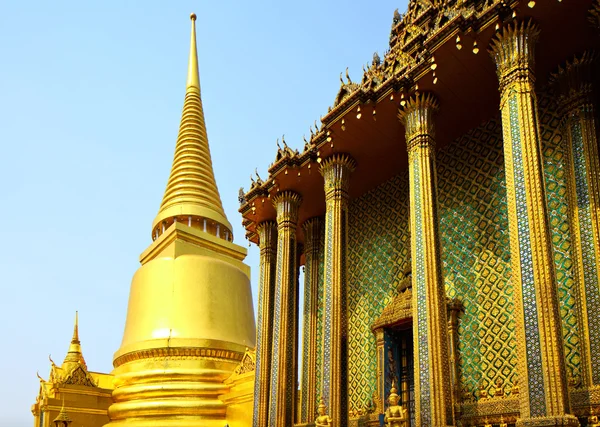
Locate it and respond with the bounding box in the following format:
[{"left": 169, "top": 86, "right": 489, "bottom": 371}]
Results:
[
  {"left": 186, "top": 12, "right": 200, "bottom": 92},
  {"left": 72, "top": 311, "right": 79, "bottom": 343},
  {"left": 152, "top": 11, "right": 232, "bottom": 240}
]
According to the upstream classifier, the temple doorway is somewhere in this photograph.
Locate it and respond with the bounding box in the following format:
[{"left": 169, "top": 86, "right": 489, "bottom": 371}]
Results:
[{"left": 385, "top": 325, "right": 415, "bottom": 426}]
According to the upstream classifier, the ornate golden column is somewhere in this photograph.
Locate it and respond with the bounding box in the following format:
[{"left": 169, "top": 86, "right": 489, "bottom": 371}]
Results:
[
  {"left": 253, "top": 221, "right": 277, "bottom": 427},
  {"left": 447, "top": 300, "right": 463, "bottom": 418},
  {"left": 374, "top": 329, "right": 386, "bottom": 415},
  {"left": 398, "top": 93, "right": 453, "bottom": 427},
  {"left": 268, "top": 191, "right": 302, "bottom": 427},
  {"left": 489, "top": 20, "right": 577, "bottom": 425},
  {"left": 300, "top": 217, "right": 323, "bottom": 422},
  {"left": 552, "top": 51, "right": 600, "bottom": 388},
  {"left": 320, "top": 154, "right": 356, "bottom": 427}
]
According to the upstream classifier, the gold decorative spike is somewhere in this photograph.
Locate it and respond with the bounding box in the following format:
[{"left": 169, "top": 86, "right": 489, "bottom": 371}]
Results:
[
  {"left": 62, "top": 312, "right": 86, "bottom": 370},
  {"left": 153, "top": 13, "right": 232, "bottom": 238}
]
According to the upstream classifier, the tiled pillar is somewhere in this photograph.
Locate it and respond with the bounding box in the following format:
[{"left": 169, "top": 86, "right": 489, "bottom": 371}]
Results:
[
  {"left": 489, "top": 20, "right": 577, "bottom": 425},
  {"left": 300, "top": 217, "right": 323, "bottom": 422},
  {"left": 268, "top": 191, "right": 302, "bottom": 427},
  {"left": 252, "top": 221, "right": 277, "bottom": 427},
  {"left": 552, "top": 51, "right": 600, "bottom": 387},
  {"left": 447, "top": 300, "right": 463, "bottom": 418},
  {"left": 398, "top": 92, "right": 452, "bottom": 427},
  {"left": 320, "top": 154, "right": 356, "bottom": 427}
]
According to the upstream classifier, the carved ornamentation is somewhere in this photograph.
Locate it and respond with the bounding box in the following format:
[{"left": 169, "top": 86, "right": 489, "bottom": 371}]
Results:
[
  {"left": 113, "top": 346, "right": 244, "bottom": 368},
  {"left": 490, "top": 18, "right": 576, "bottom": 424},
  {"left": 60, "top": 366, "right": 96, "bottom": 387},
  {"left": 589, "top": 0, "right": 600, "bottom": 30},
  {"left": 397, "top": 92, "right": 439, "bottom": 153},
  {"left": 268, "top": 190, "right": 301, "bottom": 427},
  {"left": 488, "top": 19, "right": 541, "bottom": 96},
  {"left": 400, "top": 88, "right": 452, "bottom": 426},
  {"left": 234, "top": 348, "right": 256, "bottom": 375},
  {"left": 253, "top": 220, "right": 277, "bottom": 427},
  {"left": 551, "top": 50, "right": 600, "bottom": 389},
  {"left": 300, "top": 217, "right": 323, "bottom": 423},
  {"left": 319, "top": 154, "right": 356, "bottom": 427}
]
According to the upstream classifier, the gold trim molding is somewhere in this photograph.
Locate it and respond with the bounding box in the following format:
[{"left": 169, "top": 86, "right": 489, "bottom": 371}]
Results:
[{"left": 114, "top": 346, "right": 244, "bottom": 368}]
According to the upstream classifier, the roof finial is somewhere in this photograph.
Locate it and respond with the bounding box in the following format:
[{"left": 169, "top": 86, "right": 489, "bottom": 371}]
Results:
[
  {"left": 186, "top": 13, "right": 200, "bottom": 92},
  {"left": 62, "top": 312, "right": 86, "bottom": 370},
  {"left": 72, "top": 311, "right": 79, "bottom": 343}
]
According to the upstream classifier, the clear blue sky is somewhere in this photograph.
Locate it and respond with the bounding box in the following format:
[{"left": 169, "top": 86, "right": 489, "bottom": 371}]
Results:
[{"left": 0, "top": 1, "right": 406, "bottom": 425}]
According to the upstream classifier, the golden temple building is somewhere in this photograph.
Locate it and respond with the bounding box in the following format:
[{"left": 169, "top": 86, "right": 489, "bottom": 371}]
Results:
[
  {"left": 31, "top": 1, "right": 600, "bottom": 426},
  {"left": 239, "top": 0, "right": 600, "bottom": 426},
  {"left": 31, "top": 313, "right": 113, "bottom": 427}
]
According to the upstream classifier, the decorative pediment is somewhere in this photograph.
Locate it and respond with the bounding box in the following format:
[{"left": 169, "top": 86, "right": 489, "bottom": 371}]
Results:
[
  {"left": 60, "top": 365, "right": 97, "bottom": 387},
  {"left": 233, "top": 348, "right": 256, "bottom": 375}
]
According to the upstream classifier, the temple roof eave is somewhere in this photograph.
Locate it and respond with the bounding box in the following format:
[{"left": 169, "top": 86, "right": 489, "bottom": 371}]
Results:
[{"left": 239, "top": 0, "right": 598, "bottom": 245}]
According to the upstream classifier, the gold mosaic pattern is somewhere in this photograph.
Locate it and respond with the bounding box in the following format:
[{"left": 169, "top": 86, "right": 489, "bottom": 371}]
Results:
[
  {"left": 347, "top": 174, "right": 411, "bottom": 410},
  {"left": 346, "top": 93, "right": 582, "bottom": 409},
  {"left": 437, "top": 118, "right": 516, "bottom": 398},
  {"left": 538, "top": 93, "right": 583, "bottom": 382},
  {"left": 315, "top": 231, "right": 325, "bottom": 408}
]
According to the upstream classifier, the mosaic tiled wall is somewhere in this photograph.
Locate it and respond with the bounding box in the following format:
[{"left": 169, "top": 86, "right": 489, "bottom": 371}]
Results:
[
  {"left": 316, "top": 230, "right": 325, "bottom": 409},
  {"left": 436, "top": 118, "right": 516, "bottom": 399},
  {"left": 347, "top": 174, "right": 411, "bottom": 410},
  {"left": 345, "top": 90, "right": 582, "bottom": 410},
  {"left": 538, "top": 93, "right": 582, "bottom": 382}
]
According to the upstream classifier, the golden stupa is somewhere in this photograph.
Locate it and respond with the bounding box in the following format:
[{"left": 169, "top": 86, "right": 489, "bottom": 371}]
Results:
[{"left": 105, "top": 13, "right": 256, "bottom": 427}]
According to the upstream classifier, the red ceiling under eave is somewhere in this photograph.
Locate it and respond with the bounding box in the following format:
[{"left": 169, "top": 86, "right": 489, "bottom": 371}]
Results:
[{"left": 243, "top": 0, "right": 600, "bottom": 247}]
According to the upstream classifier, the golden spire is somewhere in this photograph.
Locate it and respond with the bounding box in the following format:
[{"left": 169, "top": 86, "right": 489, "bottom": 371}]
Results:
[
  {"left": 152, "top": 13, "right": 232, "bottom": 239},
  {"left": 62, "top": 311, "right": 87, "bottom": 370}
]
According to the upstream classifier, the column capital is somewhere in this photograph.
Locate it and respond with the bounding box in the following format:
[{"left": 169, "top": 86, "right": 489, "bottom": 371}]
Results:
[
  {"left": 320, "top": 154, "right": 356, "bottom": 201},
  {"left": 550, "top": 50, "right": 597, "bottom": 116},
  {"left": 589, "top": 0, "right": 600, "bottom": 30},
  {"left": 397, "top": 92, "right": 439, "bottom": 151},
  {"left": 302, "top": 217, "right": 322, "bottom": 255},
  {"left": 256, "top": 221, "right": 277, "bottom": 253},
  {"left": 488, "top": 19, "right": 540, "bottom": 92},
  {"left": 272, "top": 191, "right": 302, "bottom": 229}
]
